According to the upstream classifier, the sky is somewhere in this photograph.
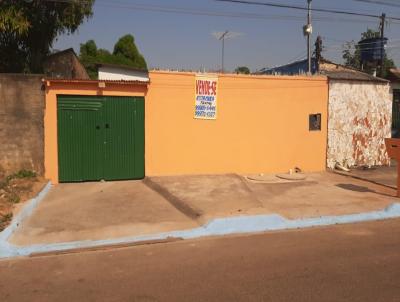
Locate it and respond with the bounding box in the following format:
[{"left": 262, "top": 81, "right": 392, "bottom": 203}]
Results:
[{"left": 53, "top": 0, "right": 400, "bottom": 72}]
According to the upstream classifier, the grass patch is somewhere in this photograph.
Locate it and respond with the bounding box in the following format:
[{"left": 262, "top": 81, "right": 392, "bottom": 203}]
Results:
[
  {"left": 13, "top": 169, "right": 37, "bottom": 179},
  {"left": 0, "top": 170, "right": 38, "bottom": 232},
  {"left": 0, "top": 213, "right": 13, "bottom": 231},
  {"left": 6, "top": 169, "right": 37, "bottom": 183},
  {"left": 8, "top": 193, "right": 20, "bottom": 204},
  {"left": 0, "top": 170, "right": 37, "bottom": 194},
  {"left": 0, "top": 180, "right": 7, "bottom": 190}
]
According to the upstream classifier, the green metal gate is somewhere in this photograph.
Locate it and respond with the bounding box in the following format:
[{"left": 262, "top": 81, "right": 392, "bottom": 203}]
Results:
[
  {"left": 57, "top": 95, "right": 145, "bottom": 182},
  {"left": 392, "top": 89, "right": 400, "bottom": 136}
]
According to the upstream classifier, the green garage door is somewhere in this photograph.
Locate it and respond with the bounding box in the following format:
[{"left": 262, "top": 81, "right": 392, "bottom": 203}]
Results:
[{"left": 57, "top": 95, "right": 145, "bottom": 182}]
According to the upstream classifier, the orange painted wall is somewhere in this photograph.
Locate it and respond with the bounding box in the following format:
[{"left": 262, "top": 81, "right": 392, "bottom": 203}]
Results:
[
  {"left": 146, "top": 71, "right": 328, "bottom": 176},
  {"left": 44, "top": 81, "right": 147, "bottom": 184},
  {"left": 44, "top": 73, "right": 328, "bottom": 183}
]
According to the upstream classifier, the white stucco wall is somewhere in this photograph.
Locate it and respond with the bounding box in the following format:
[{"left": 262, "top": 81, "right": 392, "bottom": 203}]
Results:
[
  {"left": 98, "top": 66, "right": 149, "bottom": 82},
  {"left": 327, "top": 80, "right": 391, "bottom": 169}
]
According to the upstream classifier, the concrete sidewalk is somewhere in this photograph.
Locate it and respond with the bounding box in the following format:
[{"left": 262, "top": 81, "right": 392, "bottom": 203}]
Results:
[
  {"left": 247, "top": 173, "right": 396, "bottom": 219},
  {"left": 334, "top": 164, "right": 397, "bottom": 189},
  {"left": 148, "top": 173, "right": 397, "bottom": 220},
  {"left": 7, "top": 172, "right": 399, "bottom": 248}
]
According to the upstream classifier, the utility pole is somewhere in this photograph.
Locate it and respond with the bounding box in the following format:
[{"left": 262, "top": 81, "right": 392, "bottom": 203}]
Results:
[
  {"left": 213, "top": 30, "right": 241, "bottom": 73},
  {"left": 314, "top": 35, "right": 322, "bottom": 72},
  {"left": 380, "top": 13, "right": 386, "bottom": 77},
  {"left": 303, "top": 0, "right": 313, "bottom": 74},
  {"left": 307, "top": 0, "right": 312, "bottom": 74},
  {"left": 219, "top": 30, "right": 229, "bottom": 73}
]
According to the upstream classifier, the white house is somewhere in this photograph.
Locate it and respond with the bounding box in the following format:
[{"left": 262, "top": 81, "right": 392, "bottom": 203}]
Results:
[{"left": 97, "top": 63, "right": 149, "bottom": 82}]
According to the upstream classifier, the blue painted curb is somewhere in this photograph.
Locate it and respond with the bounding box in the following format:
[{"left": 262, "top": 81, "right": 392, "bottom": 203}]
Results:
[
  {"left": 1, "top": 201, "right": 400, "bottom": 259},
  {"left": 0, "top": 182, "right": 52, "bottom": 258}
]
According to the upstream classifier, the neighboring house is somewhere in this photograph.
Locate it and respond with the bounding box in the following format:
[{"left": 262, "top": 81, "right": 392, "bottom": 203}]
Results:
[
  {"left": 258, "top": 58, "right": 318, "bottom": 75},
  {"left": 386, "top": 68, "right": 400, "bottom": 137},
  {"left": 260, "top": 59, "right": 392, "bottom": 169},
  {"left": 97, "top": 63, "right": 149, "bottom": 82},
  {"left": 43, "top": 48, "right": 89, "bottom": 79}
]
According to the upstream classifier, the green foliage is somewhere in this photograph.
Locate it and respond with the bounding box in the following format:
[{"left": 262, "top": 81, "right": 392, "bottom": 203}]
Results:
[
  {"left": 342, "top": 41, "right": 361, "bottom": 70},
  {"left": 342, "top": 28, "right": 396, "bottom": 77},
  {"left": 80, "top": 39, "right": 98, "bottom": 57},
  {"left": 0, "top": 0, "right": 95, "bottom": 73},
  {"left": 80, "top": 34, "right": 148, "bottom": 79},
  {"left": 0, "top": 6, "right": 29, "bottom": 34},
  {"left": 0, "top": 180, "right": 7, "bottom": 190},
  {"left": 13, "top": 170, "right": 37, "bottom": 179},
  {"left": 2, "top": 170, "right": 36, "bottom": 187},
  {"left": 0, "top": 169, "right": 35, "bottom": 205},
  {"left": 79, "top": 40, "right": 100, "bottom": 79},
  {"left": 0, "top": 213, "right": 13, "bottom": 223},
  {"left": 361, "top": 29, "right": 381, "bottom": 40},
  {"left": 235, "top": 66, "right": 250, "bottom": 74},
  {"left": 113, "top": 35, "right": 147, "bottom": 69},
  {"left": 8, "top": 193, "right": 20, "bottom": 204},
  {"left": 0, "top": 213, "right": 13, "bottom": 231}
]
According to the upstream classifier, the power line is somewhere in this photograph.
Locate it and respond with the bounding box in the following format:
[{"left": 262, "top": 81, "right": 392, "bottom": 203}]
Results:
[
  {"left": 352, "top": 0, "right": 400, "bottom": 8},
  {"left": 44, "top": 0, "right": 400, "bottom": 25},
  {"left": 92, "top": 1, "right": 389, "bottom": 25},
  {"left": 214, "top": 0, "right": 400, "bottom": 21},
  {"left": 34, "top": 0, "right": 400, "bottom": 24},
  {"left": 324, "top": 45, "right": 400, "bottom": 53},
  {"left": 325, "top": 39, "right": 400, "bottom": 47},
  {"left": 288, "top": 51, "right": 308, "bottom": 63},
  {"left": 323, "top": 44, "right": 400, "bottom": 52},
  {"left": 309, "top": 1, "right": 397, "bottom": 14}
]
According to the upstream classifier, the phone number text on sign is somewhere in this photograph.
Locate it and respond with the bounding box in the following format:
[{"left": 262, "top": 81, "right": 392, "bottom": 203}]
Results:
[{"left": 195, "top": 76, "right": 218, "bottom": 120}]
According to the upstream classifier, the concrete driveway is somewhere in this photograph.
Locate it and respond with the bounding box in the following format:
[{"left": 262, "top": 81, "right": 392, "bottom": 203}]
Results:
[
  {"left": 10, "top": 180, "right": 198, "bottom": 246},
  {"left": 8, "top": 172, "right": 398, "bottom": 247}
]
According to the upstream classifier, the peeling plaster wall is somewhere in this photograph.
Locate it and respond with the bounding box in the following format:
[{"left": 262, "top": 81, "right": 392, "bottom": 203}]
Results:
[{"left": 327, "top": 80, "right": 391, "bottom": 169}]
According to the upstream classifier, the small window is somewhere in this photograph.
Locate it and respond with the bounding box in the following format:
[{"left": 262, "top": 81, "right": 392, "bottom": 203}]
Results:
[{"left": 309, "top": 114, "right": 321, "bottom": 131}]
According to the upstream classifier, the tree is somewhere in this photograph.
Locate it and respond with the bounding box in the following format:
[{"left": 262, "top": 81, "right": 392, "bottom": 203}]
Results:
[
  {"left": 113, "top": 35, "right": 147, "bottom": 69},
  {"left": 0, "top": 0, "right": 95, "bottom": 73},
  {"left": 235, "top": 66, "right": 250, "bottom": 74},
  {"left": 79, "top": 40, "right": 100, "bottom": 79},
  {"left": 342, "top": 29, "right": 395, "bottom": 77},
  {"left": 79, "top": 34, "right": 148, "bottom": 79}
]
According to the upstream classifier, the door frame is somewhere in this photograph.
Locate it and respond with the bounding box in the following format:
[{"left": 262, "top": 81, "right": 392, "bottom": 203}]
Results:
[{"left": 44, "top": 80, "right": 148, "bottom": 184}]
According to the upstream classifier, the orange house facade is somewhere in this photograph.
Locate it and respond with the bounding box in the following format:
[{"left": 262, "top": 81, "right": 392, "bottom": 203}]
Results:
[{"left": 44, "top": 71, "right": 329, "bottom": 184}]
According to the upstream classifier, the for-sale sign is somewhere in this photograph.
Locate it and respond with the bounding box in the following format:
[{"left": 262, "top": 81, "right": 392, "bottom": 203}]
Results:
[{"left": 195, "top": 75, "right": 218, "bottom": 120}]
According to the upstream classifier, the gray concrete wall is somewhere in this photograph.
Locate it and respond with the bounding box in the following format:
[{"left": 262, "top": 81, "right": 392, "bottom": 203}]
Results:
[{"left": 0, "top": 74, "right": 45, "bottom": 175}]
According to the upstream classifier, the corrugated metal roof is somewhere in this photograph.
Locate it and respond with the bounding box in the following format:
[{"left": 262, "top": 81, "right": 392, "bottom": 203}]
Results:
[
  {"left": 44, "top": 78, "right": 149, "bottom": 85},
  {"left": 46, "top": 48, "right": 77, "bottom": 58},
  {"left": 387, "top": 68, "right": 400, "bottom": 82},
  {"left": 96, "top": 63, "right": 148, "bottom": 73},
  {"left": 320, "top": 70, "right": 387, "bottom": 83},
  {"left": 319, "top": 61, "right": 388, "bottom": 83}
]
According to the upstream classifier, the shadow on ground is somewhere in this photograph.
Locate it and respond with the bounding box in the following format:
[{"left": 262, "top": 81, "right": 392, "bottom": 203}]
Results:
[{"left": 7, "top": 172, "right": 399, "bottom": 246}]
